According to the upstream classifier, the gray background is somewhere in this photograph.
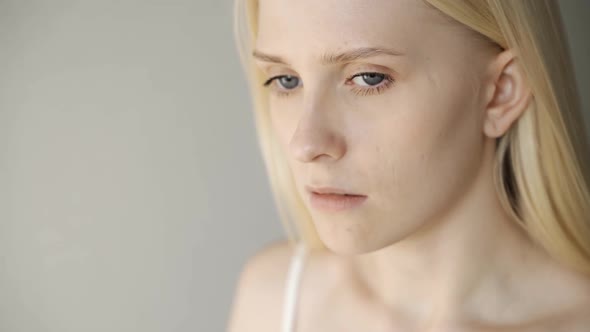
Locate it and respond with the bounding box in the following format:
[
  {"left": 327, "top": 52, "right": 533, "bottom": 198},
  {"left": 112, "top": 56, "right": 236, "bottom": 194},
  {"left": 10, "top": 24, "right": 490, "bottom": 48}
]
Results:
[{"left": 0, "top": 1, "right": 588, "bottom": 331}]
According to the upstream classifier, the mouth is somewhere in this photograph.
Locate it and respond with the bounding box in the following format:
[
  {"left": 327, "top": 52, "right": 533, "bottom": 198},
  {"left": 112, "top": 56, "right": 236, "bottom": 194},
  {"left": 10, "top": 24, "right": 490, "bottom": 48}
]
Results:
[
  {"left": 305, "top": 185, "right": 368, "bottom": 212},
  {"left": 305, "top": 185, "right": 365, "bottom": 196}
]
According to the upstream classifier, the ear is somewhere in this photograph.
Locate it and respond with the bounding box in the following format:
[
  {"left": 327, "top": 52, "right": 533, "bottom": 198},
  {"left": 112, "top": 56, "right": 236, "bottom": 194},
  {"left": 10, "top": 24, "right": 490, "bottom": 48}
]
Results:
[{"left": 482, "top": 49, "right": 533, "bottom": 138}]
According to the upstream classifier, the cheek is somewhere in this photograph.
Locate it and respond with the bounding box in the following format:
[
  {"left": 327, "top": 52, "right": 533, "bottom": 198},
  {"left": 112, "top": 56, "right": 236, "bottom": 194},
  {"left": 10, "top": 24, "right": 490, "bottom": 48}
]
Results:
[
  {"left": 268, "top": 100, "right": 306, "bottom": 180},
  {"left": 365, "top": 111, "right": 441, "bottom": 207},
  {"left": 364, "top": 82, "right": 484, "bottom": 229},
  {"left": 269, "top": 101, "right": 297, "bottom": 150}
]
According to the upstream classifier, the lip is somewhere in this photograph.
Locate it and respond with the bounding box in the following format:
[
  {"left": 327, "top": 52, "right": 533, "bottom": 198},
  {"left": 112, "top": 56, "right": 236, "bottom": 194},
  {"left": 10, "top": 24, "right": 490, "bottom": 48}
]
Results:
[
  {"left": 306, "top": 185, "right": 367, "bottom": 212},
  {"left": 305, "top": 185, "right": 364, "bottom": 196}
]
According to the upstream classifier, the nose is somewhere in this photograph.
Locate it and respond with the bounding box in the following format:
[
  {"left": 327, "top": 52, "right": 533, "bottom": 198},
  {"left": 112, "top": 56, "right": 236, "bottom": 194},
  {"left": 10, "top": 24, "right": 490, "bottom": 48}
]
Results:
[{"left": 288, "top": 104, "right": 346, "bottom": 163}]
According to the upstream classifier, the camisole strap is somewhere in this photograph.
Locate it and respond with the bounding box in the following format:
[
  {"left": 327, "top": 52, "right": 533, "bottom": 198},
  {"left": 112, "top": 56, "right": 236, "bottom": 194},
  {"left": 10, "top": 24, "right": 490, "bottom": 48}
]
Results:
[{"left": 281, "top": 242, "right": 308, "bottom": 332}]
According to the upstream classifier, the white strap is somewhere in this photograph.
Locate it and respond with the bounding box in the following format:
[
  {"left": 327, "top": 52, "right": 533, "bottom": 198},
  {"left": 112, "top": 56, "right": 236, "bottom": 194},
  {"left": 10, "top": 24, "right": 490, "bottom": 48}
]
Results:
[{"left": 281, "top": 242, "right": 307, "bottom": 332}]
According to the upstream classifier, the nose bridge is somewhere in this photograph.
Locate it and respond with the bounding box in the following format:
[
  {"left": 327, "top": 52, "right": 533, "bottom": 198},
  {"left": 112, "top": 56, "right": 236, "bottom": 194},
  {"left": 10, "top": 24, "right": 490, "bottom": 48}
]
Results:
[{"left": 288, "top": 86, "right": 346, "bottom": 163}]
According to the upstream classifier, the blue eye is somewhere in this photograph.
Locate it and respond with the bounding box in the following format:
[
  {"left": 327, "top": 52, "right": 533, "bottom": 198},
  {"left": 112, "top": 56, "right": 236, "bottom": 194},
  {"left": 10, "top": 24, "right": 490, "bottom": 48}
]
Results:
[
  {"left": 262, "top": 72, "right": 394, "bottom": 97},
  {"left": 263, "top": 75, "right": 300, "bottom": 90},
  {"left": 351, "top": 73, "right": 385, "bottom": 86},
  {"left": 346, "top": 72, "right": 394, "bottom": 96}
]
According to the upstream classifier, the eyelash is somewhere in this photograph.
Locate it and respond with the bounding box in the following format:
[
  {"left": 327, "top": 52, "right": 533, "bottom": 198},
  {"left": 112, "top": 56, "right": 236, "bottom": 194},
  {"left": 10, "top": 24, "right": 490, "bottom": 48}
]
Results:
[{"left": 262, "top": 72, "right": 395, "bottom": 98}]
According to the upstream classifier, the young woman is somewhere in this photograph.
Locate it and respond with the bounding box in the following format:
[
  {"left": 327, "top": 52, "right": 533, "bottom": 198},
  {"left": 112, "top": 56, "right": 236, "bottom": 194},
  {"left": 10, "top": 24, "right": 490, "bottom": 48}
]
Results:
[{"left": 228, "top": 0, "right": 590, "bottom": 331}]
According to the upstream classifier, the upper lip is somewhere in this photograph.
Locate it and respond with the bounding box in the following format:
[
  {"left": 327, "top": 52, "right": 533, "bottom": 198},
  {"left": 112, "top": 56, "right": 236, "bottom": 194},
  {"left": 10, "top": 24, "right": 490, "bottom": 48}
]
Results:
[{"left": 305, "top": 185, "right": 365, "bottom": 196}]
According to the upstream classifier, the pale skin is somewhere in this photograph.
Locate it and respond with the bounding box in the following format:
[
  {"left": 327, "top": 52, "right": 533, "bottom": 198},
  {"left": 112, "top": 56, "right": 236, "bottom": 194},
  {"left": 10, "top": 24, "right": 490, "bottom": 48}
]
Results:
[{"left": 227, "top": 0, "right": 590, "bottom": 331}]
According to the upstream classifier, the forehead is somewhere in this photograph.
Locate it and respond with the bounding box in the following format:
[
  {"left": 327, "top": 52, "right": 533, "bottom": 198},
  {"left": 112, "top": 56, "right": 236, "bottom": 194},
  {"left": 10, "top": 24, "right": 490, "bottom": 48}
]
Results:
[{"left": 256, "top": 0, "right": 447, "bottom": 56}]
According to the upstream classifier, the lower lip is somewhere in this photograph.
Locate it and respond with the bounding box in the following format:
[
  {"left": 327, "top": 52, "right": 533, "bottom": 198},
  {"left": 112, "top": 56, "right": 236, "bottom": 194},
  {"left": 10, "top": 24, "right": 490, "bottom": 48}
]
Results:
[{"left": 310, "top": 192, "right": 368, "bottom": 212}]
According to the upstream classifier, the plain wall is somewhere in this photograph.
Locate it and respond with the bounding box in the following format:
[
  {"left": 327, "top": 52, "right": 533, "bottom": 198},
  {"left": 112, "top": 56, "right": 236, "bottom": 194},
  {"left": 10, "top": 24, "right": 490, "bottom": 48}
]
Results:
[{"left": 0, "top": 1, "right": 588, "bottom": 331}]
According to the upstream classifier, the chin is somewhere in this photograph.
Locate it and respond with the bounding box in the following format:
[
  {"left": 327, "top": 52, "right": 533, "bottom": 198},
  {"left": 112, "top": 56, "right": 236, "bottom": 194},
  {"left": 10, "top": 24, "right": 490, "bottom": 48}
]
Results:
[
  {"left": 312, "top": 214, "right": 419, "bottom": 256},
  {"left": 313, "top": 218, "right": 387, "bottom": 255}
]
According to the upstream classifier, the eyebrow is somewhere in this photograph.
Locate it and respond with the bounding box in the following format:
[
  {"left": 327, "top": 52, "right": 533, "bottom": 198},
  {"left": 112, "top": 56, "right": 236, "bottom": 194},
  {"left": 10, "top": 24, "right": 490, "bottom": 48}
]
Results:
[{"left": 252, "top": 46, "right": 405, "bottom": 66}]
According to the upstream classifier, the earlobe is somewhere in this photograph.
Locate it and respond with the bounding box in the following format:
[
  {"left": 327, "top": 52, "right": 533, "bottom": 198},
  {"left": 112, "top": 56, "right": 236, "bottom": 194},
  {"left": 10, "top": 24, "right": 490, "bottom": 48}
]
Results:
[{"left": 483, "top": 50, "right": 532, "bottom": 138}]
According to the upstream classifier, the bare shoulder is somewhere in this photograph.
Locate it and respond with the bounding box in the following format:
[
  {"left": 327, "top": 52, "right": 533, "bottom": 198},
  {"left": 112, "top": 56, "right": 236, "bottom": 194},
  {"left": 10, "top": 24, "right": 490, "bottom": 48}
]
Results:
[
  {"left": 542, "top": 267, "right": 590, "bottom": 332},
  {"left": 226, "top": 240, "right": 351, "bottom": 332},
  {"left": 226, "top": 239, "right": 299, "bottom": 332},
  {"left": 564, "top": 283, "right": 590, "bottom": 331},
  {"left": 570, "top": 307, "right": 590, "bottom": 332},
  {"left": 548, "top": 295, "right": 590, "bottom": 332}
]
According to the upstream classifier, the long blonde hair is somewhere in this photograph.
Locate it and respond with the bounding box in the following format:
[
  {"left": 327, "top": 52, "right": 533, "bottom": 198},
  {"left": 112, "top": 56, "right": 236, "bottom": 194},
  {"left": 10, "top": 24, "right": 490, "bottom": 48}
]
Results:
[{"left": 233, "top": 0, "right": 590, "bottom": 275}]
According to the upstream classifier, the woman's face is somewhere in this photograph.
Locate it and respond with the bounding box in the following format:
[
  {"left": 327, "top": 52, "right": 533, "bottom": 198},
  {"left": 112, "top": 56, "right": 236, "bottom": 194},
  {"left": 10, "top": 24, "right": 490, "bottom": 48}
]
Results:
[{"left": 254, "top": 0, "right": 501, "bottom": 254}]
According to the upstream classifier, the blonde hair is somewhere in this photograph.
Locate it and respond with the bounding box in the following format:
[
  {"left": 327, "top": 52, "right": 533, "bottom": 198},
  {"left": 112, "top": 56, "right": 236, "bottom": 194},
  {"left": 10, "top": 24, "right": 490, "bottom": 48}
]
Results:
[{"left": 233, "top": 0, "right": 590, "bottom": 274}]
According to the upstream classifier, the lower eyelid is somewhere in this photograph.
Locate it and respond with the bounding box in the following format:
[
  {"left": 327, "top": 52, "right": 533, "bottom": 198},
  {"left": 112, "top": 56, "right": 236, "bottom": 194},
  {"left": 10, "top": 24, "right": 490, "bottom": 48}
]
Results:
[{"left": 350, "top": 78, "right": 394, "bottom": 96}]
